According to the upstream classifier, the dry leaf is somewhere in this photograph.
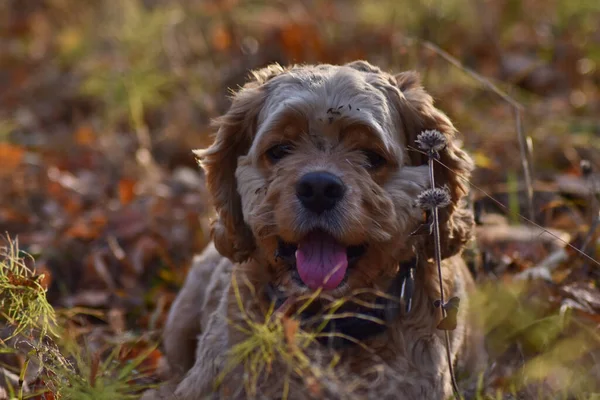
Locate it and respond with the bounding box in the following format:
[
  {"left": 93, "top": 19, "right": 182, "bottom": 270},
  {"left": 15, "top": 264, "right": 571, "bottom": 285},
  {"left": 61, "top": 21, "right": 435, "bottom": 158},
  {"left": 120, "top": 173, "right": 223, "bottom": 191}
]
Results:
[
  {"left": 65, "top": 213, "right": 106, "bottom": 239},
  {"left": 118, "top": 178, "right": 136, "bottom": 205},
  {"left": 561, "top": 283, "right": 600, "bottom": 313},
  {"left": 74, "top": 124, "right": 95, "bottom": 146},
  {"left": 211, "top": 24, "right": 232, "bottom": 51},
  {"left": 304, "top": 375, "right": 322, "bottom": 397},
  {"left": 108, "top": 308, "right": 126, "bottom": 334},
  {"left": 0, "top": 143, "right": 24, "bottom": 173},
  {"left": 282, "top": 315, "right": 299, "bottom": 352},
  {"left": 280, "top": 23, "right": 324, "bottom": 61},
  {"left": 436, "top": 297, "right": 461, "bottom": 331}
]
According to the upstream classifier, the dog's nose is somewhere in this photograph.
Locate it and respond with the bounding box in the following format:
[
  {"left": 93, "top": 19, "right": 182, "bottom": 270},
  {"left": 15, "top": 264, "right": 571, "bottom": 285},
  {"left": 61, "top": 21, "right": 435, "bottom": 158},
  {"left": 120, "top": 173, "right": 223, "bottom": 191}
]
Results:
[{"left": 296, "top": 171, "right": 346, "bottom": 214}]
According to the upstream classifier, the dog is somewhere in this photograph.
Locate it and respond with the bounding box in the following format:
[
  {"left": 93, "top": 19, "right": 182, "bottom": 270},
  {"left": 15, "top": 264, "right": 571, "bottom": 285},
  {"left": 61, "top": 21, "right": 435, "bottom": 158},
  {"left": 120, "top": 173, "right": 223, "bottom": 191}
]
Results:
[{"left": 143, "top": 61, "right": 485, "bottom": 400}]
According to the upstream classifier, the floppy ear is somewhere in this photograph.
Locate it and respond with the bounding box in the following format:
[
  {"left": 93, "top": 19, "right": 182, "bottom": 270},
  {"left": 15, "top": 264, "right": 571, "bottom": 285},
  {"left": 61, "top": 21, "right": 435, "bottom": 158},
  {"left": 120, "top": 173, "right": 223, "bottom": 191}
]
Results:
[
  {"left": 193, "top": 64, "right": 285, "bottom": 263},
  {"left": 394, "top": 71, "right": 475, "bottom": 259}
]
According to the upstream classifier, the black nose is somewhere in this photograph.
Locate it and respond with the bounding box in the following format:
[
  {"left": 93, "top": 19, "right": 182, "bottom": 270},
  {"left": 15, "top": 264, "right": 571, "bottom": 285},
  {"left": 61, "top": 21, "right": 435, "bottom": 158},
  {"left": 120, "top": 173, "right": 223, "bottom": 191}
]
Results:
[{"left": 296, "top": 171, "right": 346, "bottom": 214}]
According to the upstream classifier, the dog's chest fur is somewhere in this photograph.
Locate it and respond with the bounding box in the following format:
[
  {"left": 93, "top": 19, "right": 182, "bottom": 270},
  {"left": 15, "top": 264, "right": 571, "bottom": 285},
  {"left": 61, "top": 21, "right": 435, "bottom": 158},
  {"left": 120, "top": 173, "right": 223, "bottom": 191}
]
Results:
[{"left": 187, "top": 246, "right": 470, "bottom": 400}]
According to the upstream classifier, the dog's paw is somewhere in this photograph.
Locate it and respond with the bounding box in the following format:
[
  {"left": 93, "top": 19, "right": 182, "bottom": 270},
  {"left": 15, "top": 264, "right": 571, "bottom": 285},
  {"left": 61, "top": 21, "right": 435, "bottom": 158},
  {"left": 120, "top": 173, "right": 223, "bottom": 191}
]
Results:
[
  {"left": 140, "top": 381, "right": 178, "bottom": 400},
  {"left": 139, "top": 389, "right": 163, "bottom": 400}
]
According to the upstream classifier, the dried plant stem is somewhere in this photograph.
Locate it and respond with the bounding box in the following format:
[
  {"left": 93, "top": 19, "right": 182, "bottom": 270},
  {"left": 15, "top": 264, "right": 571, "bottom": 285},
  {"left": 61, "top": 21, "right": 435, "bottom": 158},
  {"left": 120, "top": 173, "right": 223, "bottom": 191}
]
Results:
[
  {"left": 581, "top": 212, "right": 600, "bottom": 253},
  {"left": 427, "top": 157, "right": 461, "bottom": 400},
  {"left": 417, "top": 39, "right": 522, "bottom": 110},
  {"left": 581, "top": 161, "right": 599, "bottom": 273},
  {"left": 407, "top": 37, "right": 535, "bottom": 221},
  {"left": 514, "top": 108, "right": 534, "bottom": 221},
  {"left": 409, "top": 147, "right": 600, "bottom": 268}
]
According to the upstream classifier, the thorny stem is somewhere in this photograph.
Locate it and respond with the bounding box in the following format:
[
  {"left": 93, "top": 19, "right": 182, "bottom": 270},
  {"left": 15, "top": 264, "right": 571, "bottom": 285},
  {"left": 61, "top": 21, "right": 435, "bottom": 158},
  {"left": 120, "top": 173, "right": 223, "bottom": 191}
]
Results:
[{"left": 427, "top": 156, "right": 461, "bottom": 400}]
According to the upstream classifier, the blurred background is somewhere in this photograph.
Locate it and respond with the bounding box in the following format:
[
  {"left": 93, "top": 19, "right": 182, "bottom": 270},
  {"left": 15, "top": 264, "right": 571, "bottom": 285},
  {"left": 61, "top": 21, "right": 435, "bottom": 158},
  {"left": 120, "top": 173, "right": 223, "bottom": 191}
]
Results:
[{"left": 1, "top": 0, "right": 599, "bottom": 398}]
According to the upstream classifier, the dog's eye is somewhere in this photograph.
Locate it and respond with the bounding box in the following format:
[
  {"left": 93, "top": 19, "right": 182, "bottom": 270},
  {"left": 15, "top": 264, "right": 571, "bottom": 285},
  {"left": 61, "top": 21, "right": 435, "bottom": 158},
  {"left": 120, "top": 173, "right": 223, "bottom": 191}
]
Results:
[
  {"left": 361, "top": 150, "right": 387, "bottom": 170},
  {"left": 266, "top": 143, "right": 293, "bottom": 162}
]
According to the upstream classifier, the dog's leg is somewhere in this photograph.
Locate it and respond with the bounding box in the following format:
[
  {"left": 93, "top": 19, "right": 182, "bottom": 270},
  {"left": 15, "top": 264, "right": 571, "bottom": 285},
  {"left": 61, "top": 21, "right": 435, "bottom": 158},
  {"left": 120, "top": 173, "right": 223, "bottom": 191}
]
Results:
[
  {"left": 163, "top": 244, "right": 227, "bottom": 377},
  {"left": 142, "top": 245, "right": 231, "bottom": 400},
  {"left": 172, "top": 292, "right": 230, "bottom": 400}
]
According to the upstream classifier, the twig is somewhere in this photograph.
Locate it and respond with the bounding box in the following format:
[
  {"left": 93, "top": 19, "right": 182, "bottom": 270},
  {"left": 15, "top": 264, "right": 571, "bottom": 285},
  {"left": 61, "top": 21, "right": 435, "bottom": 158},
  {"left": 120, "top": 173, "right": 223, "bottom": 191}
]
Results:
[
  {"left": 405, "top": 37, "right": 535, "bottom": 222},
  {"left": 580, "top": 160, "right": 599, "bottom": 274},
  {"left": 404, "top": 38, "right": 523, "bottom": 110},
  {"left": 581, "top": 212, "right": 600, "bottom": 254},
  {"left": 408, "top": 145, "right": 600, "bottom": 268},
  {"left": 514, "top": 108, "right": 534, "bottom": 221},
  {"left": 415, "top": 131, "right": 461, "bottom": 400}
]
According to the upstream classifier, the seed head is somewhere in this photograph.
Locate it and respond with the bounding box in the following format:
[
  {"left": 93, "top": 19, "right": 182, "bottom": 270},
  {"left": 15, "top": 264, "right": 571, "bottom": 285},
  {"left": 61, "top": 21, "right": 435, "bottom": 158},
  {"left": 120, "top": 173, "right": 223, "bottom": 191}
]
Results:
[
  {"left": 416, "top": 187, "right": 451, "bottom": 210},
  {"left": 580, "top": 159, "right": 593, "bottom": 177},
  {"left": 415, "top": 130, "right": 447, "bottom": 155}
]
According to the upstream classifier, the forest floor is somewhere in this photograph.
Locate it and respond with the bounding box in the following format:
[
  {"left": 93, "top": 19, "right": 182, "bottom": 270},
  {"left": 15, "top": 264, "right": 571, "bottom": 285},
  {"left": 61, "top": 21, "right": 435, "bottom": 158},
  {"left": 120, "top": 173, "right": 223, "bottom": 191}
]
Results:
[{"left": 1, "top": 1, "right": 599, "bottom": 399}]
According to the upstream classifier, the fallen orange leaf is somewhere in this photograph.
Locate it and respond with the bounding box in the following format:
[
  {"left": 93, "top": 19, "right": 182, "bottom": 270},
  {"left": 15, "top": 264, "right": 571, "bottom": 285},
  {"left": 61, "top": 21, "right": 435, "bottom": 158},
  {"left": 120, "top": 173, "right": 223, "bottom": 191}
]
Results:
[
  {"left": 280, "top": 23, "right": 324, "bottom": 61},
  {"left": 74, "top": 124, "right": 95, "bottom": 146},
  {"left": 211, "top": 24, "right": 232, "bottom": 52},
  {"left": 305, "top": 375, "right": 322, "bottom": 397},
  {"left": 0, "top": 143, "right": 24, "bottom": 173},
  {"left": 118, "top": 178, "right": 136, "bottom": 205},
  {"left": 34, "top": 261, "right": 53, "bottom": 289},
  {"left": 65, "top": 212, "right": 107, "bottom": 239}
]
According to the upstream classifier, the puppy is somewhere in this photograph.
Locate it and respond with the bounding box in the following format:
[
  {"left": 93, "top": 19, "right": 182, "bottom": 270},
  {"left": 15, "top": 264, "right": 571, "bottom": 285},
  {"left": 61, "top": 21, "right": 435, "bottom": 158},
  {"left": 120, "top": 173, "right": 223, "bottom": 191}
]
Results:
[{"left": 146, "top": 61, "right": 485, "bottom": 400}]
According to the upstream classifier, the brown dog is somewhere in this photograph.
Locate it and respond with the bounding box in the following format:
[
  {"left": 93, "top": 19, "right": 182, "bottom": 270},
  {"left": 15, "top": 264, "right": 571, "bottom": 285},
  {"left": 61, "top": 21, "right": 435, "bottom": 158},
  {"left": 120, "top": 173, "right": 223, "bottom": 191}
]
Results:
[{"left": 144, "top": 61, "right": 485, "bottom": 400}]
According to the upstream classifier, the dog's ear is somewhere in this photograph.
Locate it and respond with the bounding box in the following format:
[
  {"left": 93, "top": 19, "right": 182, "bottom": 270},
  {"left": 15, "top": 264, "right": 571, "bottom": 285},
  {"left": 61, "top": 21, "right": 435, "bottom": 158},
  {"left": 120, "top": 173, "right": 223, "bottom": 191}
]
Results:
[
  {"left": 393, "top": 71, "right": 475, "bottom": 259},
  {"left": 193, "top": 64, "right": 285, "bottom": 262}
]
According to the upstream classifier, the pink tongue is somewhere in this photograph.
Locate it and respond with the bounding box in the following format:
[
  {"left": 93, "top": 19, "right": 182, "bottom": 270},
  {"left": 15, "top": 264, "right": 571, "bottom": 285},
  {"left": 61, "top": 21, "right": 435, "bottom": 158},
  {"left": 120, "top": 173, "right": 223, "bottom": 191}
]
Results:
[{"left": 295, "top": 231, "right": 348, "bottom": 291}]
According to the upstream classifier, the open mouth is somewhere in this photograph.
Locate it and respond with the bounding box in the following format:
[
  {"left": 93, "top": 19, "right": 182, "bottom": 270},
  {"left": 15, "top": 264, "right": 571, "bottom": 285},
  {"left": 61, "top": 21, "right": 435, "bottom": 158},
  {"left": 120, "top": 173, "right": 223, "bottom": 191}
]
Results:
[{"left": 276, "top": 230, "right": 367, "bottom": 291}]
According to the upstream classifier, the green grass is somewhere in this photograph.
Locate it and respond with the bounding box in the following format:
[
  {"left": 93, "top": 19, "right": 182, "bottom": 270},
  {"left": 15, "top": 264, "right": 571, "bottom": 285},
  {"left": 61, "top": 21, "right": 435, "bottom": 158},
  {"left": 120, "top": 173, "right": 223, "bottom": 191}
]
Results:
[
  {"left": 0, "top": 238, "right": 157, "bottom": 399},
  {"left": 0, "top": 237, "right": 57, "bottom": 340},
  {"left": 215, "top": 274, "right": 325, "bottom": 398}
]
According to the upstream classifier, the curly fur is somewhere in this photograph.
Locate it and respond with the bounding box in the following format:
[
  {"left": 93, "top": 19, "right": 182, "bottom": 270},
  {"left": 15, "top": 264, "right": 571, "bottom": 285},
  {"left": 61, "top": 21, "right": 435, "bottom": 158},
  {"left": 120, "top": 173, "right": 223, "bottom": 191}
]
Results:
[{"left": 143, "top": 61, "right": 485, "bottom": 400}]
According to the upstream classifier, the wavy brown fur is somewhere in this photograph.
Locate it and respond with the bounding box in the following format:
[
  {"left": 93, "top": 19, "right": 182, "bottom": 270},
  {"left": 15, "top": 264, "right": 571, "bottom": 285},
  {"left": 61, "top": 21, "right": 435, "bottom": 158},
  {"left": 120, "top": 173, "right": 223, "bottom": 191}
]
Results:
[{"left": 143, "top": 61, "right": 485, "bottom": 400}]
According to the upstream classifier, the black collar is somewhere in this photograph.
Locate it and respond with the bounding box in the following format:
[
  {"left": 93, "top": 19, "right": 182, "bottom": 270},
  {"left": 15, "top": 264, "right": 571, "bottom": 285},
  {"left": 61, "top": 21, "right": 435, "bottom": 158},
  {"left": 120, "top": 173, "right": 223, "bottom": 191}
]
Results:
[{"left": 265, "top": 258, "right": 418, "bottom": 349}]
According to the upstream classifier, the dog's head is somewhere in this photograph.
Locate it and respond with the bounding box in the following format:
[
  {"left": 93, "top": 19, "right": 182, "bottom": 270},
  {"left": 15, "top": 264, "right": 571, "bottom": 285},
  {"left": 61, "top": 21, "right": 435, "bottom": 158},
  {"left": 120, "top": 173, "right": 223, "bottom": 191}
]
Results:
[{"left": 195, "top": 61, "right": 473, "bottom": 297}]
